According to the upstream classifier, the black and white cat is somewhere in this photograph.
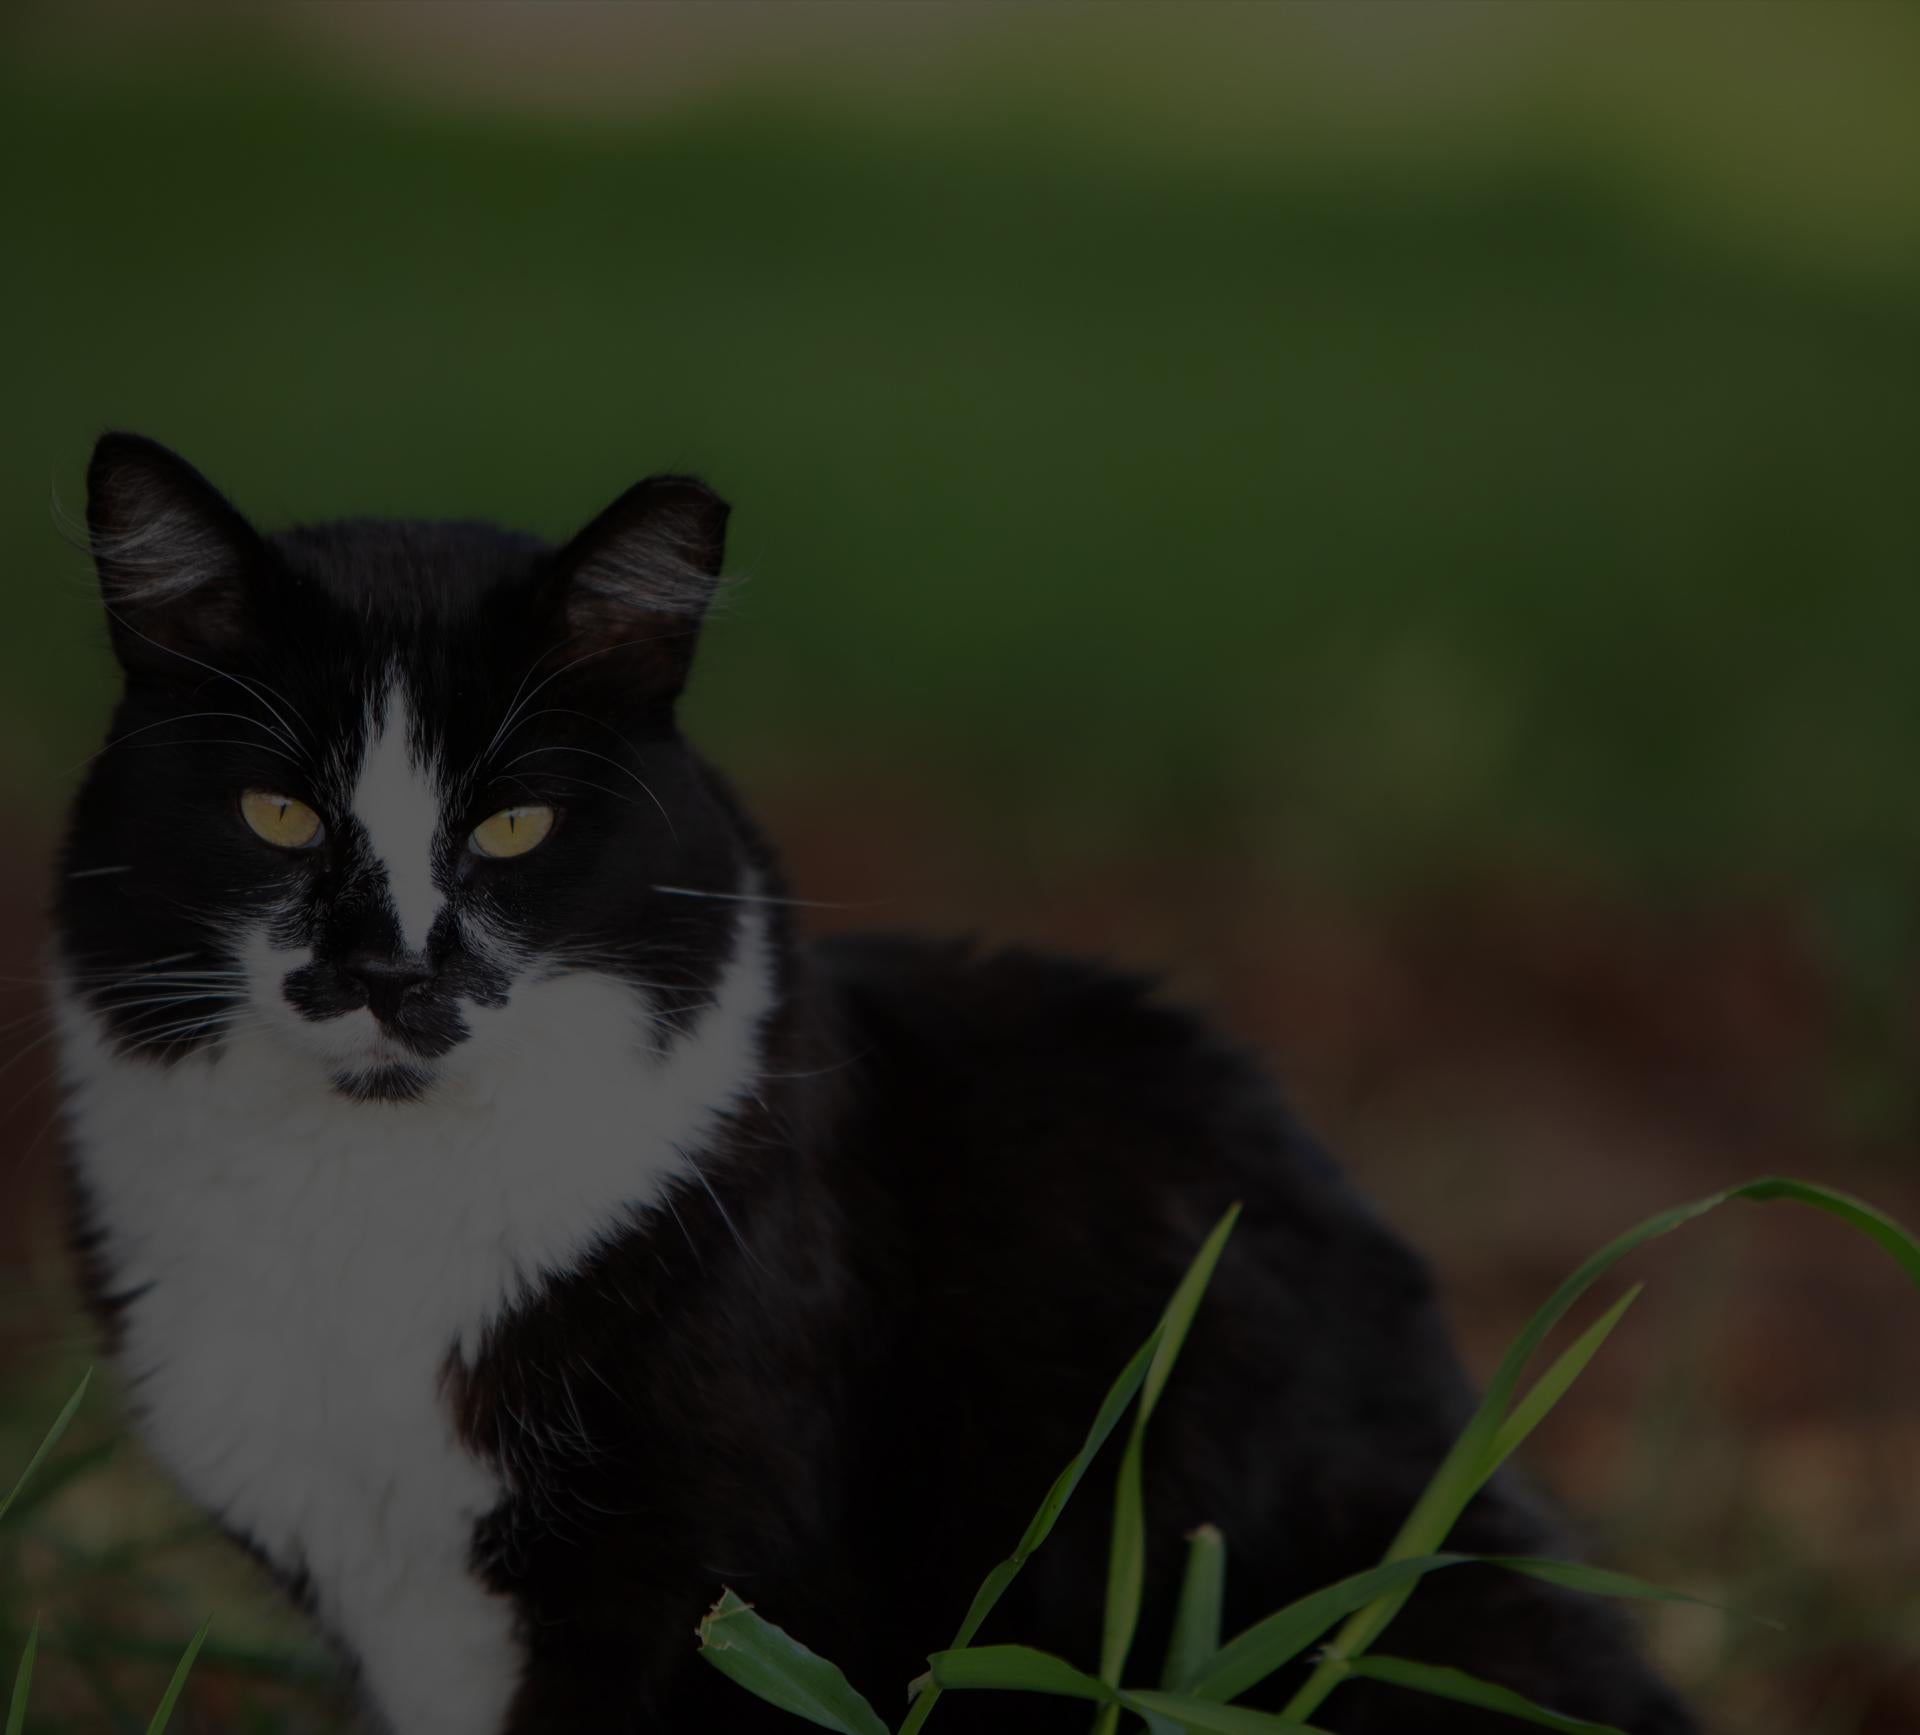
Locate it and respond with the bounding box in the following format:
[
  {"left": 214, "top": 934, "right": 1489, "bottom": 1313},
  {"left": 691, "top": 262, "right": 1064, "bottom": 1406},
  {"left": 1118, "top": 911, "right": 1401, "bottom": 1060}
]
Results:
[{"left": 52, "top": 433, "right": 1692, "bottom": 1734}]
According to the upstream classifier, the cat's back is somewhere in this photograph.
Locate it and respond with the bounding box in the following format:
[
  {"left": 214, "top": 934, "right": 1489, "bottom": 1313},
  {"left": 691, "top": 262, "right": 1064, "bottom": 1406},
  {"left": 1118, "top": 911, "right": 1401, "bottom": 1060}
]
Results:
[
  {"left": 816, "top": 929, "right": 1339, "bottom": 1206},
  {"left": 809, "top": 929, "right": 1430, "bottom": 1344}
]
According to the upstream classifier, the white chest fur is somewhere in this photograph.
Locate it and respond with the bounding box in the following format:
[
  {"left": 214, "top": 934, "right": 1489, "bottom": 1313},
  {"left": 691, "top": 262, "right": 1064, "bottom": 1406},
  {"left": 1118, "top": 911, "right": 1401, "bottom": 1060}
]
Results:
[{"left": 53, "top": 912, "right": 773, "bottom": 1735}]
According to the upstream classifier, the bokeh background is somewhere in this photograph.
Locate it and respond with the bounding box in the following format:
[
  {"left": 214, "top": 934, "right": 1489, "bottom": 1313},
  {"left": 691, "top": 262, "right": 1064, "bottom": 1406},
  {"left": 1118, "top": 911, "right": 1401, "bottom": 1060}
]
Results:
[{"left": 3, "top": 3, "right": 1918, "bottom": 1730}]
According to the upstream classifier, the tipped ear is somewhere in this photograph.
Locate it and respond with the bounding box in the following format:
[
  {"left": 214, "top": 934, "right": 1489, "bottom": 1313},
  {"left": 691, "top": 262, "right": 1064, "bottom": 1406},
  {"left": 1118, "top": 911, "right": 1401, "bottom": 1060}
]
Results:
[
  {"left": 86, "top": 432, "right": 262, "bottom": 669},
  {"left": 551, "top": 473, "right": 729, "bottom": 697}
]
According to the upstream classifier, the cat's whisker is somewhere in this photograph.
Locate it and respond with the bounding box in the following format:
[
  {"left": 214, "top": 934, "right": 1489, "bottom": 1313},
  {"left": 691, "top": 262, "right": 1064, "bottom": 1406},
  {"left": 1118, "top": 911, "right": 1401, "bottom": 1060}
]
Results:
[
  {"left": 677, "top": 1152, "right": 762, "bottom": 1274},
  {"left": 71, "top": 709, "right": 303, "bottom": 774},
  {"left": 91, "top": 967, "right": 249, "bottom": 982},
  {"left": 490, "top": 705, "right": 655, "bottom": 779},
  {"left": 654, "top": 1190, "right": 705, "bottom": 1274},
  {"left": 476, "top": 639, "right": 636, "bottom": 778},
  {"left": 650, "top": 883, "right": 855, "bottom": 910},
  {"left": 83, "top": 966, "right": 250, "bottom": 981},
  {"left": 100, "top": 736, "right": 307, "bottom": 771},
  {"left": 494, "top": 746, "right": 678, "bottom": 841},
  {"left": 98, "top": 600, "right": 315, "bottom": 752},
  {"left": 0, "top": 1024, "right": 66, "bottom": 1088},
  {"left": 0, "top": 1005, "right": 57, "bottom": 1044},
  {"left": 119, "top": 1009, "right": 249, "bottom": 1051},
  {"left": 70, "top": 960, "right": 249, "bottom": 979},
  {"left": 757, "top": 1050, "right": 872, "bottom": 1082},
  {"left": 101, "top": 991, "right": 249, "bottom": 1016},
  {"left": 67, "top": 951, "right": 206, "bottom": 975},
  {"left": 492, "top": 768, "right": 639, "bottom": 811}
]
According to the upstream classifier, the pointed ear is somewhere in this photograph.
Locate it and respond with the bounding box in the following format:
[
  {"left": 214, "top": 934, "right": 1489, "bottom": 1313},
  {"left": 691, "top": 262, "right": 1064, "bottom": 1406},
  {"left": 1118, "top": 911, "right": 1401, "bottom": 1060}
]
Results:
[
  {"left": 551, "top": 474, "right": 729, "bottom": 698},
  {"left": 86, "top": 432, "right": 262, "bottom": 669}
]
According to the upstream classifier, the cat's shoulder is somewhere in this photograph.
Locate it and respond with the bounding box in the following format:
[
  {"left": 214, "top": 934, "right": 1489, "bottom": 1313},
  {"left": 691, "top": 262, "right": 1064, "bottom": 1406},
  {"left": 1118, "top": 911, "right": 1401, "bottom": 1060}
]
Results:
[
  {"left": 801, "top": 931, "right": 1422, "bottom": 1339},
  {"left": 807, "top": 929, "right": 1296, "bottom": 1139},
  {"left": 814, "top": 929, "right": 1205, "bottom": 1046}
]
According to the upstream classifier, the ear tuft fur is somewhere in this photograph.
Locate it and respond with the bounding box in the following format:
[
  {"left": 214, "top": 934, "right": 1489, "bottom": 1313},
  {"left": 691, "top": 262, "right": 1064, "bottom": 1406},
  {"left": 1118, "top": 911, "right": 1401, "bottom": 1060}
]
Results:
[
  {"left": 554, "top": 474, "right": 730, "bottom": 695},
  {"left": 86, "top": 433, "right": 261, "bottom": 664}
]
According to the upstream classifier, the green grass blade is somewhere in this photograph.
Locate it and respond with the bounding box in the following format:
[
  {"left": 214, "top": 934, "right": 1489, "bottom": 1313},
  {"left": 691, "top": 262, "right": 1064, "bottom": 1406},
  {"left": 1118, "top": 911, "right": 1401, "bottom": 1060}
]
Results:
[
  {"left": 899, "top": 1331, "right": 1157, "bottom": 1735},
  {"left": 1187, "top": 1547, "right": 1738, "bottom": 1706},
  {"left": 1098, "top": 1208, "right": 1242, "bottom": 1711},
  {"left": 1117, "top": 1689, "right": 1336, "bottom": 1732},
  {"left": 1160, "top": 1524, "right": 1227, "bottom": 1692},
  {"left": 6, "top": 1619, "right": 38, "bottom": 1735},
  {"left": 145, "top": 1618, "right": 210, "bottom": 1735},
  {"left": 37, "top": 1625, "right": 333, "bottom": 1686},
  {"left": 1281, "top": 1176, "right": 1920, "bottom": 1722},
  {"left": 903, "top": 1207, "right": 1240, "bottom": 1735},
  {"left": 1187, "top": 1554, "right": 1470, "bottom": 1702},
  {"left": 0, "top": 1370, "right": 93, "bottom": 1527},
  {"left": 1487, "top": 1287, "right": 1642, "bottom": 1471},
  {"left": 0, "top": 1439, "right": 118, "bottom": 1528},
  {"left": 1735, "top": 1177, "right": 1920, "bottom": 1283},
  {"left": 697, "top": 1591, "right": 889, "bottom": 1735},
  {"left": 1344, "top": 1657, "right": 1631, "bottom": 1732},
  {"left": 925, "top": 1645, "right": 1114, "bottom": 1701},
  {"left": 1486, "top": 1556, "right": 1766, "bottom": 1623}
]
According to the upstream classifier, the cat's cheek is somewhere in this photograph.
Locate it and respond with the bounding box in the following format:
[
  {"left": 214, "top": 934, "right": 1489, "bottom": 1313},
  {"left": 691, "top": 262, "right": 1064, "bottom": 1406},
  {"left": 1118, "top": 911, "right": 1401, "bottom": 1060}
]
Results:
[{"left": 236, "top": 929, "right": 372, "bottom": 1071}]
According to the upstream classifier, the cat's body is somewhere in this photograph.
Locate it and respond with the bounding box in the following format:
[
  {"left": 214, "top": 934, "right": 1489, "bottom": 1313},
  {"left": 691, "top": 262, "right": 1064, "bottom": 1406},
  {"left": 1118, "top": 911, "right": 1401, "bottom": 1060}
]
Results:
[{"left": 54, "top": 435, "right": 1693, "bottom": 1733}]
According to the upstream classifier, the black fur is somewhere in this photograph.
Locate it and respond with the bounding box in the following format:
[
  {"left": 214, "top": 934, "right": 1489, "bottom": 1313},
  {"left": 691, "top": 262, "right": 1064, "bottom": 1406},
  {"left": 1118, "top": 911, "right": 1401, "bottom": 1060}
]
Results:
[
  {"left": 57, "top": 433, "right": 1694, "bottom": 1734},
  {"left": 453, "top": 937, "right": 1694, "bottom": 1733}
]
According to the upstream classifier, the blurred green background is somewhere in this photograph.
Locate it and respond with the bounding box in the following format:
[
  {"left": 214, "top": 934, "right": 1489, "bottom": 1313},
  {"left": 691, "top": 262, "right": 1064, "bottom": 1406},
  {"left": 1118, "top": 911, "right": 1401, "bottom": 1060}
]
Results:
[
  {"left": 4, "top": 2, "right": 1919, "bottom": 897},
  {"left": 3, "top": 5, "right": 1918, "bottom": 1732}
]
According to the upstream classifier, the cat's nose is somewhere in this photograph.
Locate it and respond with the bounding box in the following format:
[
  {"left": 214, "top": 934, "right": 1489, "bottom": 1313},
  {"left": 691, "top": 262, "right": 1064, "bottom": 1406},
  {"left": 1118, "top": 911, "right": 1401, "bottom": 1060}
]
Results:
[{"left": 344, "top": 954, "right": 434, "bottom": 1023}]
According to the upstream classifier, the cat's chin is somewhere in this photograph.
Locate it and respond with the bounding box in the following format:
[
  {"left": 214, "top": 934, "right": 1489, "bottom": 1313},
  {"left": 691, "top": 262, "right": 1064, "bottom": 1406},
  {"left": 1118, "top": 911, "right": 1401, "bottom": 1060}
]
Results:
[{"left": 329, "top": 1060, "right": 436, "bottom": 1105}]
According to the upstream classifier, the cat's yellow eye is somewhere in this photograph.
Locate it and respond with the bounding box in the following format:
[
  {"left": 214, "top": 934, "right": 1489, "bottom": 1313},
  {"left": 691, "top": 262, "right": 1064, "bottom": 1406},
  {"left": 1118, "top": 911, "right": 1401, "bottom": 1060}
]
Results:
[
  {"left": 470, "top": 804, "right": 556, "bottom": 860},
  {"left": 240, "top": 789, "right": 324, "bottom": 851}
]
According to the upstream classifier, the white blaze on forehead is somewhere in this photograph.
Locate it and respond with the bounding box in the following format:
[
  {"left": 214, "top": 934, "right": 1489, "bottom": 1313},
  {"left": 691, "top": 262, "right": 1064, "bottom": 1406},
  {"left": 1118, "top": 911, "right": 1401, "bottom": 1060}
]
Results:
[{"left": 352, "top": 679, "right": 445, "bottom": 951}]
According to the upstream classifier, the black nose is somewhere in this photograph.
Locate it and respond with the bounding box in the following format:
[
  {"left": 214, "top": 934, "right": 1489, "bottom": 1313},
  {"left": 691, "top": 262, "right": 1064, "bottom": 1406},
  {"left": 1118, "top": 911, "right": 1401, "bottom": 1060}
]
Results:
[{"left": 344, "top": 954, "right": 434, "bottom": 1023}]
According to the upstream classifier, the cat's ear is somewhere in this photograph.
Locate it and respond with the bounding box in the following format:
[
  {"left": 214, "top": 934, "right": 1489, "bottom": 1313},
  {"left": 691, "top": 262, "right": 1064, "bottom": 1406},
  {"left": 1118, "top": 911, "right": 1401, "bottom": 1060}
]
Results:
[
  {"left": 86, "top": 432, "right": 263, "bottom": 669},
  {"left": 549, "top": 474, "right": 729, "bottom": 697}
]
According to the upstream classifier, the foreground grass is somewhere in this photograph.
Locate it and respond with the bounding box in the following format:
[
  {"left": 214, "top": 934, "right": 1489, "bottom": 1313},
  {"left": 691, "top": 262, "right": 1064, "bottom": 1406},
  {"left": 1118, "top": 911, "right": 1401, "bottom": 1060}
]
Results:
[
  {"left": 3, "top": 1177, "right": 1915, "bottom": 1732},
  {"left": 698, "top": 1179, "right": 1920, "bottom": 1733}
]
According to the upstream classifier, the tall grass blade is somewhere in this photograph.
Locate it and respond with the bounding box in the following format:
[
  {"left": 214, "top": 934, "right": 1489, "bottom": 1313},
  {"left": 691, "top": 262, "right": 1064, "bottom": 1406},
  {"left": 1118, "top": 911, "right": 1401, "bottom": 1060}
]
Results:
[
  {"left": 1186, "top": 1548, "right": 1736, "bottom": 1706},
  {"left": 697, "top": 1591, "right": 889, "bottom": 1735},
  {"left": 0, "top": 1370, "right": 93, "bottom": 1527},
  {"left": 1344, "top": 1657, "right": 1631, "bottom": 1732},
  {"left": 1188, "top": 1553, "right": 1468, "bottom": 1702},
  {"left": 36, "top": 1625, "right": 334, "bottom": 1685},
  {"left": 1281, "top": 1177, "right": 1920, "bottom": 1723},
  {"left": 1160, "top": 1524, "right": 1226, "bottom": 1692},
  {"left": 0, "top": 1440, "right": 118, "bottom": 1528},
  {"left": 925, "top": 1645, "right": 1113, "bottom": 1701},
  {"left": 902, "top": 1207, "right": 1241, "bottom": 1735},
  {"left": 1097, "top": 1206, "right": 1242, "bottom": 1721},
  {"left": 1487, "top": 1286, "right": 1641, "bottom": 1471},
  {"left": 1487, "top": 1557, "right": 1763, "bottom": 1622},
  {"left": 145, "top": 1618, "right": 210, "bottom": 1735},
  {"left": 899, "top": 1332, "right": 1156, "bottom": 1735},
  {"left": 1115, "top": 1689, "right": 1335, "bottom": 1732},
  {"left": 5, "top": 1619, "right": 38, "bottom": 1735}
]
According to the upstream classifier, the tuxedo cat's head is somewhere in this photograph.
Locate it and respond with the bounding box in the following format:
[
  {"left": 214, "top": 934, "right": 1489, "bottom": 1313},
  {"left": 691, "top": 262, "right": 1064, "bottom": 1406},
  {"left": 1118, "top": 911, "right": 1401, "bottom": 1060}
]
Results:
[{"left": 56, "top": 432, "right": 768, "bottom": 1104}]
